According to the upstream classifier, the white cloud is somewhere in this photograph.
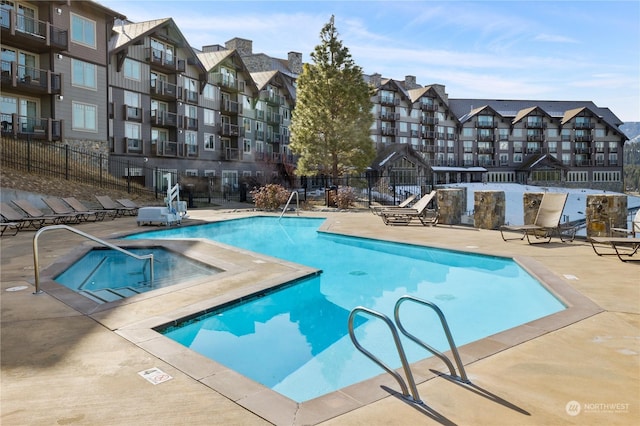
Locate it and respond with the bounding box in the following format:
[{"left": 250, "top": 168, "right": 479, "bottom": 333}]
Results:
[{"left": 534, "top": 33, "right": 579, "bottom": 44}]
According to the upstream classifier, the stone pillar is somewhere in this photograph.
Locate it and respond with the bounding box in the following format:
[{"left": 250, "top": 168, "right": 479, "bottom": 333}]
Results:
[
  {"left": 523, "top": 193, "right": 544, "bottom": 225},
  {"left": 436, "top": 188, "right": 464, "bottom": 225},
  {"left": 474, "top": 191, "right": 505, "bottom": 230},
  {"left": 586, "top": 194, "right": 627, "bottom": 237}
]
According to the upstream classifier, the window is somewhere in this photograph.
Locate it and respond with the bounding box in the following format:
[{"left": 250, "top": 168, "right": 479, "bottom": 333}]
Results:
[
  {"left": 204, "top": 133, "right": 215, "bottom": 151},
  {"left": 124, "top": 91, "right": 140, "bottom": 108},
  {"left": 512, "top": 128, "right": 523, "bottom": 137},
  {"left": 185, "top": 130, "right": 197, "bottom": 155},
  {"left": 71, "top": 59, "right": 96, "bottom": 89},
  {"left": 204, "top": 109, "right": 216, "bottom": 126},
  {"left": 462, "top": 127, "right": 473, "bottom": 137},
  {"left": 548, "top": 141, "right": 557, "bottom": 153},
  {"left": 243, "top": 138, "right": 251, "bottom": 153},
  {"left": 123, "top": 59, "right": 141, "bottom": 81},
  {"left": 203, "top": 84, "right": 216, "bottom": 100},
  {"left": 71, "top": 14, "right": 96, "bottom": 48},
  {"left": 243, "top": 117, "right": 252, "bottom": 133},
  {"left": 595, "top": 129, "right": 605, "bottom": 138},
  {"left": 125, "top": 123, "right": 141, "bottom": 152},
  {"left": 185, "top": 169, "right": 198, "bottom": 177},
  {"left": 72, "top": 102, "right": 97, "bottom": 132},
  {"left": 499, "top": 141, "right": 509, "bottom": 151}
]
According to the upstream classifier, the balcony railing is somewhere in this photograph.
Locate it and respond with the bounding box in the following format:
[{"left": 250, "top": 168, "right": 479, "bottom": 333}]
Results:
[
  {"left": 183, "top": 116, "right": 198, "bottom": 130},
  {"left": 379, "top": 96, "right": 399, "bottom": 106},
  {"left": 221, "top": 99, "right": 241, "bottom": 115},
  {"left": 476, "top": 120, "right": 494, "bottom": 128},
  {"left": 152, "top": 139, "right": 178, "bottom": 157},
  {"left": 1, "top": 61, "right": 62, "bottom": 94},
  {"left": 1, "top": 9, "right": 68, "bottom": 51},
  {"left": 575, "top": 134, "right": 592, "bottom": 142},
  {"left": 0, "top": 113, "right": 62, "bottom": 141},
  {"left": 150, "top": 79, "right": 180, "bottom": 100},
  {"left": 379, "top": 112, "right": 399, "bottom": 121},
  {"left": 150, "top": 109, "right": 178, "bottom": 127},
  {"left": 212, "top": 73, "right": 245, "bottom": 92},
  {"left": 267, "top": 112, "right": 282, "bottom": 124},
  {"left": 420, "top": 102, "right": 437, "bottom": 111},
  {"left": 525, "top": 120, "right": 545, "bottom": 129},
  {"left": 124, "top": 105, "right": 143, "bottom": 122},
  {"left": 184, "top": 89, "right": 198, "bottom": 104},
  {"left": 574, "top": 121, "right": 594, "bottom": 129},
  {"left": 220, "top": 123, "right": 239, "bottom": 137},
  {"left": 146, "top": 47, "right": 185, "bottom": 73},
  {"left": 260, "top": 91, "right": 284, "bottom": 105},
  {"left": 381, "top": 127, "right": 397, "bottom": 136},
  {"left": 124, "top": 137, "right": 143, "bottom": 154}
]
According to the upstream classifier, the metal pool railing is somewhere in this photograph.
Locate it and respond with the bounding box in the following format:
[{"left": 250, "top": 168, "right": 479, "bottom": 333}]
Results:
[{"left": 32, "top": 224, "right": 154, "bottom": 294}]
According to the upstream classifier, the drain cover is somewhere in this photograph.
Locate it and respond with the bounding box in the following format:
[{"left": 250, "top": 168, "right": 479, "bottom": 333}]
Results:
[{"left": 6, "top": 286, "right": 29, "bottom": 292}]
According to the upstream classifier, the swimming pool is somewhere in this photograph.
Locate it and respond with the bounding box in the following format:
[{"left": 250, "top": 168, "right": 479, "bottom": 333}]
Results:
[
  {"left": 54, "top": 247, "right": 219, "bottom": 303},
  {"left": 128, "top": 216, "right": 565, "bottom": 402}
]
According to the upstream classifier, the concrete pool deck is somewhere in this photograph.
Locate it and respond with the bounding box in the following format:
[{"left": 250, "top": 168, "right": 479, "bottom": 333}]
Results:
[{"left": 1, "top": 207, "right": 638, "bottom": 425}]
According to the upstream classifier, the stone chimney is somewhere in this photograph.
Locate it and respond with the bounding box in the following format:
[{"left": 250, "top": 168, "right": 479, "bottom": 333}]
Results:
[
  {"left": 225, "top": 37, "right": 253, "bottom": 56},
  {"left": 404, "top": 75, "right": 419, "bottom": 89},
  {"left": 288, "top": 51, "right": 302, "bottom": 74},
  {"left": 370, "top": 73, "right": 382, "bottom": 88}
]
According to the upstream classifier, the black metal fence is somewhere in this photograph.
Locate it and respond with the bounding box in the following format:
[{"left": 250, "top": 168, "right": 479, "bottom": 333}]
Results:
[{"left": 1, "top": 135, "right": 432, "bottom": 209}]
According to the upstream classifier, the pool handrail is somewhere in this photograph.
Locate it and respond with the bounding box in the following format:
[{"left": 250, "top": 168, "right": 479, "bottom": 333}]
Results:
[
  {"left": 279, "top": 190, "right": 299, "bottom": 220},
  {"left": 32, "top": 224, "right": 154, "bottom": 295},
  {"left": 394, "top": 295, "right": 469, "bottom": 383},
  {"left": 348, "top": 306, "right": 422, "bottom": 404}
]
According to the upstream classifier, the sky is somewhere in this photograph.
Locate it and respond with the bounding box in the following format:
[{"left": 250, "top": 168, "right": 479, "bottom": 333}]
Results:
[{"left": 97, "top": 0, "right": 640, "bottom": 123}]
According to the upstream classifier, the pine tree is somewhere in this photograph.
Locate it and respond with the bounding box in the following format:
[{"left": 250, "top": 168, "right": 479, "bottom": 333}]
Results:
[{"left": 290, "top": 16, "right": 375, "bottom": 181}]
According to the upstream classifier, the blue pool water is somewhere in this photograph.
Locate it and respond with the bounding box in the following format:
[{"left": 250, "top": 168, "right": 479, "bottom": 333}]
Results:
[
  {"left": 55, "top": 247, "right": 218, "bottom": 303},
  {"left": 128, "top": 216, "right": 565, "bottom": 402}
]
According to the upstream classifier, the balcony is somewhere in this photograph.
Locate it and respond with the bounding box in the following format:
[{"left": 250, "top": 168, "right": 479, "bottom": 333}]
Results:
[
  {"left": 0, "top": 113, "right": 62, "bottom": 141},
  {"left": 420, "top": 102, "right": 437, "bottom": 111},
  {"left": 575, "top": 134, "right": 592, "bottom": 142},
  {"left": 421, "top": 115, "right": 438, "bottom": 125},
  {"left": 379, "top": 96, "right": 399, "bottom": 106},
  {"left": 381, "top": 127, "right": 397, "bottom": 136},
  {"left": 379, "top": 112, "right": 398, "bottom": 121},
  {"left": 477, "top": 133, "right": 494, "bottom": 142},
  {"left": 476, "top": 120, "right": 494, "bottom": 128},
  {"left": 124, "top": 105, "right": 143, "bottom": 122},
  {"left": 183, "top": 116, "right": 198, "bottom": 131},
  {"left": 574, "top": 121, "right": 594, "bottom": 129},
  {"left": 525, "top": 120, "right": 545, "bottom": 129},
  {"left": 124, "top": 137, "right": 143, "bottom": 154},
  {"left": 150, "top": 79, "right": 180, "bottom": 100},
  {"left": 225, "top": 147, "right": 241, "bottom": 161},
  {"left": 183, "top": 89, "right": 198, "bottom": 104},
  {"left": 0, "top": 9, "right": 68, "bottom": 52},
  {"left": 220, "top": 123, "right": 239, "bottom": 137},
  {"left": 1, "top": 61, "right": 62, "bottom": 95},
  {"left": 260, "top": 90, "right": 284, "bottom": 105},
  {"left": 212, "top": 73, "right": 245, "bottom": 92},
  {"left": 150, "top": 109, "right": 178, "bottom": 127},
  {"left": 267, "top": 132, "right": 282, "bottom": 144},
  {"left": 526, "top": 133, "right": 544, "bottom": 142},
  {"left": 146, "top": 47, "right": 185, "bottom": 73},
  {"left": 267, "top": 112, "right": 282, "bottom": 125},
  {"left": 422, "top": 130, "right": 435, "bottom": 139},
  {"left": 221, "top": 99, "right": 241, "bottom": 115},
  {"left": 152, "top": 139, "right": 178, "bottom": 157}
]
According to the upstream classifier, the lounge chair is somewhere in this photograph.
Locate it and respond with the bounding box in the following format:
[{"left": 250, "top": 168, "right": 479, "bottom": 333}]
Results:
[
  {"left": 370, "top": 193, "right": 417, "bottom": 216},
  {"left": 63, "top": 197, "right": 112, "bottom": 221},
  {"left": 589, "top": 236, "right": 640, "bottom": 262},
  {"left": 379, "top": 191, "right": 439, "bottom": 226},
  {"left": 95, "top": 195, "right": 136, "bottom": 217},
  {"left": 0, "top": 202, "right": 44, "bottom": 230},
  {"left": 1, "top": 220, "right": 20, "bottom": 236},
  {"left": 12, "top": 199, "right": 73, "bottom": 225},
  {"left": 611, "top": 209, "right": 640, "bottom": 237},
  {"left": 116, "top": 198, "right": 141, "bottom": 215},
  {"left": 42, "top": 197, "right": 89, "bottom": 223},
  {"left": 500, "top": 192, "right": 575, "bottom": 244}
]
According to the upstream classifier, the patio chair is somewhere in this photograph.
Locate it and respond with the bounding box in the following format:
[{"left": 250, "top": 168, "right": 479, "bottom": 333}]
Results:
[
  {"left": 1, "top": 220, "right": 20, "bottom": 236},
  {"left": 12, "top": 199, "right": 74, "bottom": 225},
  {"left": 611, "top": 209, "right": 640, "bottom": 237},
  {"left": 379, "top": 191, "right": 439, "bottom": 226},
  {"left": 42, "top": 197, "right": 89, "bottom": 223},
  {"left": 116, "top": 198, "right": 141, "bottom": 215},
  {"left": 370, "top": 193, "right": 417, "bottom": 216},
  {"left": 500, "top": 192, "right": 575, "bottom": 244},
  {"left": 63, "top": 197, "right": 112, "bottom": 221},
  {"left": 588, "top": 236, "right": 640, "bottom": 262},
  {"left": 0, "top": 202, "right": 44, "bottom": 230},
  {"left": 95, "top": 195, "right": 136, "bottom": 217}
]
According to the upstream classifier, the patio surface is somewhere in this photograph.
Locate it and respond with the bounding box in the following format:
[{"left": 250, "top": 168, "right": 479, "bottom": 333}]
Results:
[{"left": 1, "top": 206, "right": 638, "bottom": 425}]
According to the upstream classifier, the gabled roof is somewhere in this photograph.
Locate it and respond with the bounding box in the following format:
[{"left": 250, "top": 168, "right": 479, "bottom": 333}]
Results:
[
  {"left": 250, "top": 70, "right": 296, "bottom": 101},
  {"left": 370, "top": 143, "right": 430, "bottom": 171},
  {"left": 196, "top": 49, "right": 236, "bottom": 71},
  {"left": 111, "top": 18, "right": 172, "bottom": 51},
  {"left": 377, "top": 79, "right": 411, "bottom": 102},
  {"left": 518, "top": 153, "right": 569, "bottom": 171},
  {"left": 560, "top": 106, "right": 590, "bottom": 125},
  {"left": 458, "top": 105, "right": 503, "bottom": 124}
]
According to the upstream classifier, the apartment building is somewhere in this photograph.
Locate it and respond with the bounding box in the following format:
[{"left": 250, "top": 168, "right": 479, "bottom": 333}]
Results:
[
  {"left": 1, "top": 0, "right": 123, "bottom": 145},
  {"left": 1, "top": 1, "right": 627, "bottom": 193},
  {"left": 366, "top": 75, "right": 627, "bottom": 192}
]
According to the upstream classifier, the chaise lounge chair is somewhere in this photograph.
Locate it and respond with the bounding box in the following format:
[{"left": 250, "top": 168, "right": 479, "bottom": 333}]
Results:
[
  {"left": 116, "top": 198, "right": 141, "bottom": 215},
  {"left": 370, "top": 193, "right": 417, "bottom": 216},
  {"left": 0, "top": 202, "right": 44, "bottom": 230},
  {"left": 42, "top": 197, "right": 90, "bottom": 223},
  {"left": 95, "top": 195, "right": 136, "bottom": 217},
  {"left": 500, "top": 192, "right": 575, "bottom": 244},
  {"left": 1, "top": 220, "right": 20, "bottom": 236},
  {"left": 611, "top": 209, "right": 640, "bottom": 237},
  {"left": 63, "top": 197, "right": 111, "bottom": 221},
  {"left": 588, "top": 236, "right": 640, "bottom": 262},
  {"left": 12, "top": 199, "right": 74, "bottom": 225},
  {"left": 379, "top": 191, "right": 439, "bottom": 226}
]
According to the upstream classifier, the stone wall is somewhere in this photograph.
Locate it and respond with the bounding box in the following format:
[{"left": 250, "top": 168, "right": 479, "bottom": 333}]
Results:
[
  {"left": 523, "top": 193, "right": 544, "bottom": 225},
  {"left": 436, "top": 188, "right": 464, "bottom": 225},
  {"left": 473, "top": 190, "right": 505, "bottom": 230},
  {"left": 585, "top": 194, "right": 627, "bottom": 237}
]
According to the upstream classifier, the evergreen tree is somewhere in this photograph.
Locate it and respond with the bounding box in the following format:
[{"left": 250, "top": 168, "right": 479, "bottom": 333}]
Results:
[{"left": 290, "top": 16, "right": 375, "bottom": 180}]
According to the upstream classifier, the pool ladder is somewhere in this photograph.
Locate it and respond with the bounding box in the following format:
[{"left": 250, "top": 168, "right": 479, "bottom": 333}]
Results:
[
  {"left": 32, "top": 224, "right": 154, "bottom": 295},
  {"left": 348, "top": 295, "right": 469, "bottom": 404},
  {"left": 279, "top": 190, "right": 300, "bottom": 220}
]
